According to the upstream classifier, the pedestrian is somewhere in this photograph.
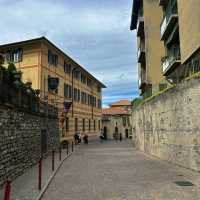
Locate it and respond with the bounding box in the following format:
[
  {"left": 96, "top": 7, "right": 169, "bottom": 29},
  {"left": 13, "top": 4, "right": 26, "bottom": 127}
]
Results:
[
  {"left": 119, "top": 133, "right": 122, "bottom": 141},
  {"left": 100, "top": 131, "right": 104, "bottom": 143},
  {"left": 83, "top": 134, "right": 88, "bottom": 144}
]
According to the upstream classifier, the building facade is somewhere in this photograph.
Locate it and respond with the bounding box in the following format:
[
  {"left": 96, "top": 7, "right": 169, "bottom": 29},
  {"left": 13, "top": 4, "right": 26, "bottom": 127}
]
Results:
[
  {"left": 130, "top": 0, "right": 166, "bottom": 97},
  {"left": 102, "top": 100, "right": 132, "bottom": 139},
  {"left": 0, "top": 37, "right": 106, "bottom": 144},
  {"left": 159, "top": 0, "right": 200, "bottom": 82}
]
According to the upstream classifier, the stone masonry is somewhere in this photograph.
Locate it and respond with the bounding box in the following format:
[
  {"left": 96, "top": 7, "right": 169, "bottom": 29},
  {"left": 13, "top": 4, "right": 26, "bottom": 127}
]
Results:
[
  {"left": 132, "top": 78, "right": 200, "bottom": 171},
  {"left": 0, "top": 105, "right": 59, "bottom": 187}
]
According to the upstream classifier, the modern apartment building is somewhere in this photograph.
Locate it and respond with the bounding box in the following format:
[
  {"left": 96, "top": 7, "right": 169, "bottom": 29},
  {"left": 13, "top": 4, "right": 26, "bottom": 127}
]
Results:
[
  {"left": 0, "top": 37, "right": 106, "bottom": 144},
  {"left": 130, "top": 0, "right": 165, "bottom": 97},
  {"left": 159, "top": 0, "right": 200, "bottom": 82}
]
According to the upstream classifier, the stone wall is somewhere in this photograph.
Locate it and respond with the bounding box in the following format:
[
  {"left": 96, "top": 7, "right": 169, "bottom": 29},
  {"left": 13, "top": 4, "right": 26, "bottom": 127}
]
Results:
[
  {"left": 0, "top": 105, "right": 59, "bottom": 187},
  {"left": 132, "top": 78, "right": 200, "bottom": 171}
]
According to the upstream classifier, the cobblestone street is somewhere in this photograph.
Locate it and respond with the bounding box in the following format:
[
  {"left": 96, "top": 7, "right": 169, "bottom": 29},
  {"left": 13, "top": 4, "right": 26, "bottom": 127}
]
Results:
[{"left": 42, "top": 140, "right": 200, "bottom": 200}]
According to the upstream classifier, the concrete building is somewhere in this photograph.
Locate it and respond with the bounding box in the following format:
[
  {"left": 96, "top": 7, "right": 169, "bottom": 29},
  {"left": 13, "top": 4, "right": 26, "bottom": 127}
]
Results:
[
  {"left": 159, "top": 0, "right": 200, "bottom": 82},
  {"left": 130, "top": 0, "right": 165, "bottom": 97},
  {"left": 0, "top": 37, "right": 106, "bottom": 144},
  {"left": 102, "top": 100, "right": 132, "bottom": 139}
]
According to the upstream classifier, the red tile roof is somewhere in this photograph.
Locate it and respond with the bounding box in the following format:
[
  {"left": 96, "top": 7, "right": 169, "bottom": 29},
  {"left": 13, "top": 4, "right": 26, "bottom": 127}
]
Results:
[
  {"left": 110, "top": 100, "right": 131, "bottom": 107},
  {"left": 102, "top": 107, "right": 129, "bottom": 115}
]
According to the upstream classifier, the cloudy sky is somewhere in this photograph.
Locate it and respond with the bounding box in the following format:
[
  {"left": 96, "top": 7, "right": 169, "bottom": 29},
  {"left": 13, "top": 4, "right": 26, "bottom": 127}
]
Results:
[{"left": 0, "top": 0, "right": 138, "bottom": 107}]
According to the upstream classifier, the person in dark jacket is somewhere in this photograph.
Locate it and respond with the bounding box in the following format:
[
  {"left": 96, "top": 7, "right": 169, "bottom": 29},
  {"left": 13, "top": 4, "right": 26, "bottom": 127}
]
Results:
[{"left": 119, "top": 133, "right": 122, "bottom": 141}]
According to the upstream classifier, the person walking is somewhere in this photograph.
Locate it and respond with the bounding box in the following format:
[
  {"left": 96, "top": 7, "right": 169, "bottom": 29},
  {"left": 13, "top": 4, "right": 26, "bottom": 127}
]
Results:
[{"left": 119, "top": 133, "right": 122, "bottom": 141}]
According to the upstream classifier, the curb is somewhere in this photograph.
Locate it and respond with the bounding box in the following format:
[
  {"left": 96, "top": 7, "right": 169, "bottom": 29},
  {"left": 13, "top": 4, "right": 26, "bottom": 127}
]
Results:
[{"left": 35, "top": 152, "right": 73, "bottom": 200}]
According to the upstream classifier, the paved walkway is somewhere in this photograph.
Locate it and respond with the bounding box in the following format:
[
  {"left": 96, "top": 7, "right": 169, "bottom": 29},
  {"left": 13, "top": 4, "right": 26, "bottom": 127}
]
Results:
[
  {"left": 42, "top": 140, "right": 200, "bottom": 200},
  {"left": 0, "top": 145, "right": 74, "bottom": 200}
]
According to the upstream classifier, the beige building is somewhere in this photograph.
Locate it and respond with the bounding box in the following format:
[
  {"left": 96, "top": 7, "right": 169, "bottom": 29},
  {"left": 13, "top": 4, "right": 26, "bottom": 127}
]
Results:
[
  {"left": 130, "top": 0, "right": 165, "bottom": 97},
  {"left": 159, "top": 0, "right": 200, "bottom": 82},
  {"left": 102, "top": 100, "right": 132, "bottom": 139},
  {"left": 0, "top": 37, "right": 106, "bottom": 144}
]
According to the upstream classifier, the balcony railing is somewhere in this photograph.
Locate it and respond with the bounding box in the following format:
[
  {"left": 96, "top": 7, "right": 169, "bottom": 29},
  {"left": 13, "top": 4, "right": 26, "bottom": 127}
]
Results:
[
  {"left": 160, "top": 0, "right": 178, "bottom": 40},
  {"left": 137, "top": 41, "right": 145, "bottom": 63},
  {"left": 161, "top": 46, "right": 181, "bottom": 75}
]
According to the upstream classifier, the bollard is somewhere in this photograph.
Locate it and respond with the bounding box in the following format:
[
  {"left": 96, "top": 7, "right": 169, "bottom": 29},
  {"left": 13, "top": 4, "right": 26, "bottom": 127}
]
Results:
[
  {"left": 72, "top": 141, "right": 74, "bottom": 152},
  {"left": 59, "top": 147, "right": 62, "bottom": 161},
  {"left": 67, "top": 142, "right": 69, "bottom": 155},
  {"left": 3, "top": 179, "right": 11, "bottom": 200},
  {"left": 52, "top": 150, "right": 55, "bottom": 171},
  {"left": 38, "top": 158, "right": 42, "bottom": 190}
]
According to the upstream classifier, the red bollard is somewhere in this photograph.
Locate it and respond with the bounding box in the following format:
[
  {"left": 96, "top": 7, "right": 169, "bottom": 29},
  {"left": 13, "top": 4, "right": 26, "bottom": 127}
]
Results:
[
  {"left": 38, "top": 158, "right": 42, "bottom": 190},
  {"left": 52, "top": 150, "right": 55, "bottom": 171},
  {"left": 3, "top": 179, "right": 11, "bottom": 200},
  {"left": 59, "top": 147, "right": 62, "bottom": 161}
]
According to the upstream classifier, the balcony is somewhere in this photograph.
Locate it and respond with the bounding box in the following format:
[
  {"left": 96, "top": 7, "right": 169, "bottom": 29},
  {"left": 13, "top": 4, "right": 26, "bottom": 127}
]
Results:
[
  {"left": 137, "top": 42, "right": 145, "bottom": 64},
  {"left": 161, "top": 46, "right": 181, "bottom": 75},
  {"left": 138, "top": 69, "right": 147, "bottom": 90},
  {"left": 160, "top": 0, "right": 178, "bottom": 40},
  {"left": 137, "top": 16, "right": 144, "bottom": 37},
  {"left": 159, "top": 0, "right": 168, "bottom": 6}
]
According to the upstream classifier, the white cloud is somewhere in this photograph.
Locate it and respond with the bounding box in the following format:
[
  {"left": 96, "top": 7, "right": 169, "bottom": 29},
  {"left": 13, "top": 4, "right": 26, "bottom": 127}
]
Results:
[{"left": 0, "top": 0, "right": 139, "bottom": 106}]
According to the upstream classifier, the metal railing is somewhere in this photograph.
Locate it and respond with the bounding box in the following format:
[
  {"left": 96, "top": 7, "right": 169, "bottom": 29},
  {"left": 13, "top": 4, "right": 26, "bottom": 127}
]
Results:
[
  {"left": 161, "top": 45, "right": 181, "bottom": 73},
  {"left": 160, "top": 0, "right": 178, "bottom": 36}
]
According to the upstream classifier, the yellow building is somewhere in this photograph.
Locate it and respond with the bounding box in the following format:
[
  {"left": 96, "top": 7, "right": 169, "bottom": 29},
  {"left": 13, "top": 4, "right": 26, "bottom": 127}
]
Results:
[
  {"left": 130, "top": 0, "right": 165, "bottom": 97},
  {"left": 159, "top": 0, "right": 200, "bottom": 82},
  {"left": 0, "top": 37, "right": 106, "bottom": 144}
]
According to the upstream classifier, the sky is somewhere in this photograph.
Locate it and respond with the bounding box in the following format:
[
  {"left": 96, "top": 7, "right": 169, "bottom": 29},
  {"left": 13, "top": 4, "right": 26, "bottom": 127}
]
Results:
[{"left": 0, "top": 0, "right": 139, "bottom": 107}]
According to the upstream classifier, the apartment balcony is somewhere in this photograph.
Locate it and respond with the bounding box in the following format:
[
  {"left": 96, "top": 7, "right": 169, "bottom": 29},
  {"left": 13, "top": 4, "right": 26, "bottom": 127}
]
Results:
[
  {"left": 137, "top": 16, "right": 144, "bottom": 37},
  {"left": 161, "top": 46, "right": 181, "bottom": 76},
  {"left": 160, "top": 0, "right": 178, "bottom": 41},
  {"left": 137, "top": 43, "right": 146, "bottom": 64},
  {"left": 159, "top": 0, "right": 168, "bottom": 6}
]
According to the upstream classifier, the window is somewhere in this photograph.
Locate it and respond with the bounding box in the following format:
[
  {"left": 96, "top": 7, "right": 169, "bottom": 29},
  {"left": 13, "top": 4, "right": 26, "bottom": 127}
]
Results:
[
  {"left": 81, "top": 73, "right": 86, "bottom": 84},
  {"left": 48, "top": 50, "right": 58, "bottom": 66},
  {"left": 98, "top": 99, "right": 102, "bottom": 109},
  {"left": 6, "top": 49, "right": 23, "bottom": 63},
  {"left": 64, "top": 84, "right": 72, "bottom": 98},
  {"left": 87, "top": 78, "right": 92, "bottom": 87},
  {"left": 94, "top": 120, "right": 96, "bottom": 131},
  {"left": 122, "top": 117, "right": 126, "bottom": 127},
  {"left": 81, "top": 92, "right": 87, "bottom": 104},
  {"left": 64, "top": 61, "right": 71, "bottom": 75},
  {"left": 66, "top": 117, "right": 69, "bottom": 132},
  {"left": 78, "top": 89, "right": 80, "bottom": 102},
  {"left": 93, "top": 97, "right": 96, "bottom": 107},
  {"left": 75, "top": 118, "right": 78, "bottom": 132},
  {"left": 97, "top": 86, "right": 101, "bottom": 93},
  {"left": 89, "top": 119, "right": 91, "bottom": 131},
  {"left": 73, "top": 70, "right": 80, "bottom": 80},
  {"left": 98, "top": 120, "right": 101, "bottom": 131},
  {"left": 82, "top": 119, "right": 85, "bottom": 132},
  {"left": 74, "top": 88, "right": 78, "bottom": 101}
]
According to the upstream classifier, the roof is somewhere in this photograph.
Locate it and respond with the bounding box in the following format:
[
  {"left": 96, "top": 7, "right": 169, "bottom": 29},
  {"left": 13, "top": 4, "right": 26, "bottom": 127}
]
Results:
[
  {"left": 130, "top": 0, "right": 141, "bottom": 30},
  {"left": 0, "top": 37, "right": 106, "bottom": 88},
  {"left": 110, "top": 100, "right": 131, "bottom": 107},
  {"left": 102, "top": 107, "right": 129, "bottom": 116}
]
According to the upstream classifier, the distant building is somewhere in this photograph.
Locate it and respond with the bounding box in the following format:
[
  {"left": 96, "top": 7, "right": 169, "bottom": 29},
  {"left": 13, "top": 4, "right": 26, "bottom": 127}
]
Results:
[
  {"left": 102, "top": 100, "right": 132, "bottom": 139},
  {"left": 0, "top": 37, "right": 106, "bottom": 144},
  {"left": 130, "top": 0, "right": 165, "bottom": 98}
]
